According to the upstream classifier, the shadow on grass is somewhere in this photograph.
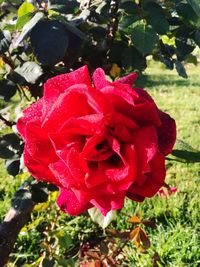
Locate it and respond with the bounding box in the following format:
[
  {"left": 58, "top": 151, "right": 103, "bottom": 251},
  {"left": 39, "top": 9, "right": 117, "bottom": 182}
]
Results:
[
  {"left": 171, "top": 150, "right": 200, "bottom": 163},
  {"left": 135, "top": 74, "right": 200, "bottom": 88}
]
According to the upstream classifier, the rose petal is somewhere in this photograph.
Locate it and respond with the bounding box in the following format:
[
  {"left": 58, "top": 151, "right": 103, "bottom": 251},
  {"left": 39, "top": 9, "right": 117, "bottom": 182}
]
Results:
[
  {"left": 157, "top": 111, "right": 176, "bottom": 155},
  {"left": 117, "top": 72, "right": 138, "bottom": 86},
  {"left": 25, "top": 122, "right": 57, "bottom": 163},
  {"left": 49, "top": 160, "right": 85, "bottom": 189},
  {"left": 44, "top": 65, "right": 91, "bottom": 100},
  {"left": 42, "top": 86, "right": 92, "bottom": 130},
  {"left": 92, "top": 68, "right": 110, "bottom": 90},
  {"left": 132, "top": 101, "right": 161, "bottom": 127},
  {"left": 23, "top": 148, "right": 60, "bottom": 186},
  {"left": 133, "top": 126, "right": 158, "bottom": 182},
  {"left": 90, "top": 192, "right": 126, "bottom": 216},
  {"left": 57, "top": 188, "right": 92, "bottom": 216},
  {"left": 127, "top": 151, "right": 165, "bottom": 198},
  {"left": 134, "top": 87, "right": 155, "bottom": 103},
  {"left": 17, "top": 98, "right": 44, "bottom": 138}
]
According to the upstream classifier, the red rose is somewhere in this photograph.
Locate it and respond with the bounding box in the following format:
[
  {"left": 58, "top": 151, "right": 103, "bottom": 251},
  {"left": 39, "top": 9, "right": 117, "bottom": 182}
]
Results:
[{"left": 17, "top": 66, "right": 176, "bottom": 216}]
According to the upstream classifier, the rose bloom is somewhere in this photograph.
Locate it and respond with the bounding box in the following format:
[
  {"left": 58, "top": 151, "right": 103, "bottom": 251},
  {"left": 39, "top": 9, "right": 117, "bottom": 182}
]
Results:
[{"left": 17, "top": 66, "right": 176, "bottom": 216}]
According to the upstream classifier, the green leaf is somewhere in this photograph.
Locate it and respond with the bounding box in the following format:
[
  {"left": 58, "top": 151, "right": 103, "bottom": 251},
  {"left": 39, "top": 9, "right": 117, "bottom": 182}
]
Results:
[
  {"left": 186, "top": 54, "right": 198, "bottom": 65},
  {"left": 131, "top": 22, "right": 158, "bottom": 55},
  {"left": 174, "top": 60, "right": 188, "bottom": 78},
  {"left": 0, "top": 133, "right": 21, "bottom": 150},
  {"left": 0, "top": 79, "right": 17, "bottom": 100},
  {"left": 0, "top": 145, "right": 15, "bottom": 159},
  {"left": 58, "top": 234, "right": 72, "bottom": 249},
  {"left": 194, "top": 30, "right": 200, "bottom": 46},
  {"left": 119, "top": 15, "right": 140, "bottom": 32},
  {"left": 13, "top": 12, "right": 44, "bottom": 47},
  {"left": 119, "top": 1, "right": 139, "bottom": 15},
  {"left": 48, "top": 0, "right": 79, "bottom": 14},
  {"left": 18, "top": 1, "right": 35, "bottom": 17},
  {"left": 88, "top": 207, "right": 117, "bottom": 229},
  {"left": 160, "top": 56, "right": 174, "bottom": 70},
  {"left": 176, "top": 3, "right": 198, "bottom": 24},
  {"left": 31, "top": 182, "right": 48, "bottom": 203},
  {"left": 57, "top": 17, "right": 87, "bottom": 40},
  {"left": 6, "top": 159, "right": 20, "bottom": 176},
  {"left": 16, "top": 12, "right": 34, "bottom": 29},
  {"left": 144, "top": 1, "right": 169, "bottom": 34},
  {"left": 175, "top": 39, "right": 195, "bottom": 60},
  {"left": 172, "top": 149, "right": 200, "bottom": 163},
  {"left": 11, "top": 189, "right": 33, "bottom": 212},
  {"left": 171, "top": 139, "right": 200, "bottom": 163},
  {"left": 121, "top": 46, "right": 147, "bottom": 71},
  {"left": 0, "top": 30, "right": 11, "bottom": 54},
  {"left": 187, "top": 0, "right": 200, "bottom": 17},
  {"left": 30, "top": 20, "right": 69, "bottom": 65},
  {"left": 14, "top": 61, "right": 43, "bottom": 84}
]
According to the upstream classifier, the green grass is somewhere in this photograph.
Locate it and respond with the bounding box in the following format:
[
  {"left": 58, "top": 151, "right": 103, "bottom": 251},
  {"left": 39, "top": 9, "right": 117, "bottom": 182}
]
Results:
[{"left": 0, "top": 62, "right": 200, "bottom": 266}]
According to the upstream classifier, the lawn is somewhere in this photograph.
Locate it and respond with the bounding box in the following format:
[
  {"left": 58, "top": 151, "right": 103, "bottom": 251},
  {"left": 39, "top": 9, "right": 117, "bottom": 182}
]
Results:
[{"left": 0, "top": 62, "right": 200, "bottom": 267}]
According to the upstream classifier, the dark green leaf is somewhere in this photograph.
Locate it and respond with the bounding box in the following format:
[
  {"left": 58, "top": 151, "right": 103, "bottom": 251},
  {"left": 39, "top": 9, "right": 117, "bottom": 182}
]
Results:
[
  {"left": 0, "top": 145, "right": 15, "bottom": 159},
  {"left": 31, "top": 182, "right": 48, "bottom": 203},
  {"left": 119, "top": 15, "right": 140, "bottom": 32},
  {"left": 194, "top": 30, "right": 200, "bottom": 46},
  {"left": 11, "top": 189, "right": 33, "bottom": 212},
  {"left": 0, "top": 30, "right": 11, "bottom": 54},
  {"left": 48, "top": 0, "right": 79, "bottom": 14},
  {"left": 109, "top": 41, "right": 127, "bottom": 63},
  {"left": 0, "top": 133, "right": 21, "bottom": 150},
  {"left": 47, "top": 184, "right": 58, "bottom": 192},
  {"left": 121, "top": 46, "right": 147, "bottom": 71},
  {"left": 186, "top": 54, "right": 198, "bottom": 65},
  {"left": 6, "top": 159, "right": 20, "bottom": 176},
  {"left": 160, "top": 56, "right": 174, "bottom": 70},
  {"left": 176, "top": 39, "right": 195, "bottom": 60},
  {"left": 13, "top": 12, "right": 44, "bottom": 47},
  {"left": 172, "top": 149, "right": 200, "bottom": 163},
  {"left": 7, "top": 72, "right": 27, "bottom": 86},
  {"left": 41, "top": 259, "right": 55, "bottom": 267},
  {"left": 176, "top": 3, "right": 198, "bottom": 24},
  {"left": 57, "top": 17, "right": 86, "bottom": 40},
  {"left": 187, "top": 0, "right": 200, "bottom": 17},
  {"left": 89, "top": 26, "right": 107, "bottom": 41},
  {"left": 0, "top": 79, "right": 17, "bottom": 100},
  {"left": 30, "top": 20, "right": 69, "bottom": 65},
  {"left": 58, "top": 234, "right": 72, "bottom": 249},
  {"left": 14, "top": 61, "right": 43, "bottom": 84},
  {"left": 131, "top": 22, "right": 158, "bottom": 55},
  {"left": 174, "top": 60, "right": 188, "bottom": 78},
  {"left": 144, "top": 1, "right": 169, "bottom": 34},
  {"left": 119, "top": 1, "right": 139, "bottom": 15}
]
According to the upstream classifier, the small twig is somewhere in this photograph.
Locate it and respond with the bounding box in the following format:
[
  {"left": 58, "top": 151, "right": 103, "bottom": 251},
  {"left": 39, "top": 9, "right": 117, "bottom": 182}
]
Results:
[
  {"left": 106, "top": 0, "right": 120, "bottom": 51},
  {"left": 17, "top": 85, "right": 31, "bottom": 101},
  {"left": 1, "top": 55, "right": 15, "bottom": 70},
  {"left": 0, "top": 114, "right": 14, "bottom": 128},
  {"left": 6, "top": 0, "right": 18, "bottom": 9}
]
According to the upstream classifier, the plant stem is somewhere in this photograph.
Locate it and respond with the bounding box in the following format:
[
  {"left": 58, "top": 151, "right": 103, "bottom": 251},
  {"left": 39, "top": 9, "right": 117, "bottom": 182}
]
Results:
[
  {"left": 0, "top": 114, "right": 14, "bottom": 128},
  {"left": 0, "top": 205, "right": 34, "bottom": 267},
  {"left": 2, "top": 55, "right": 15, "bottom": 70},
  {"left": 106, "top": 0, "right": 120, "bottom": 51}
]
